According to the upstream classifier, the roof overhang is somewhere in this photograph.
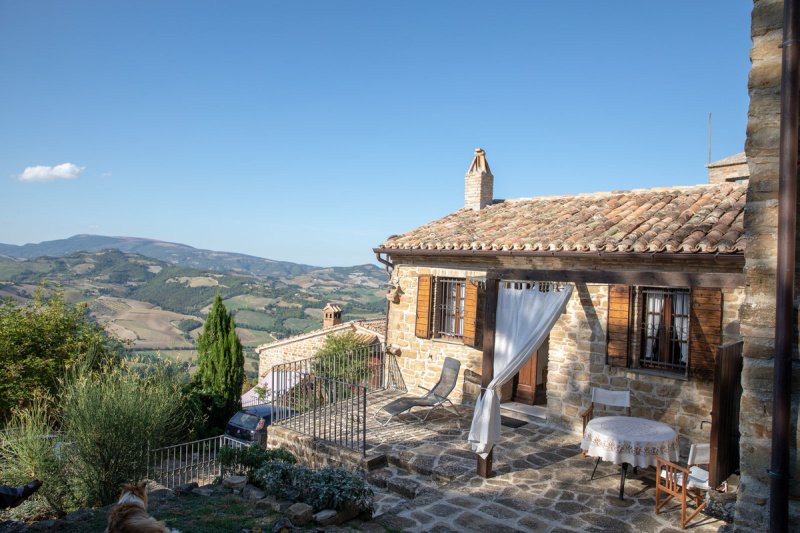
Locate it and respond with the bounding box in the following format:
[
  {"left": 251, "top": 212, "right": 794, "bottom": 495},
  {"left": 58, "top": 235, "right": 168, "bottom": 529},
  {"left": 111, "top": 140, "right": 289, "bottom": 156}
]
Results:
[{"left": 374, "top": 246, "right": 745, "bottom": 267}]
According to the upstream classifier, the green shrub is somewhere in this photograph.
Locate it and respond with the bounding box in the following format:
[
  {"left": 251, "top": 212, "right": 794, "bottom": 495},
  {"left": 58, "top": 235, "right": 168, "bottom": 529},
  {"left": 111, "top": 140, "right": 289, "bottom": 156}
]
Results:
[
  {"left": 251, "top": 462, "right": 373, "bottom": 513},
  {"left": 0, "top": 399, "right": 76, "bottom": 518},
  {"left": 252, "top": 461, "right": 302, "bottom": 501},
  {"left": 0, "top": 286, "right": 123, "bottom": 422},
  {"left": 312, "top": 331, "right": 372, "bottom": 383},
  {"left": 306, "top": 466, "right": 373, "bottom": 513},
  {"left": 216, "top": 445, "right": 295, "bottom": 476},
  {"left": 59, "top": 361, "right": 189, "bottom": 506}
]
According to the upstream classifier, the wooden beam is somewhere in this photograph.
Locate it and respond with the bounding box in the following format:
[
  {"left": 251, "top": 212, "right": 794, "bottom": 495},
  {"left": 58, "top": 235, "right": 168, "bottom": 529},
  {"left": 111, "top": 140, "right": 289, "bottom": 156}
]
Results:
[
  {"left": 477, "top": 278, "right": 499, "bottom": 478},
  {"left": 485, "top": 269, "right": 744, "bottom": 288}
]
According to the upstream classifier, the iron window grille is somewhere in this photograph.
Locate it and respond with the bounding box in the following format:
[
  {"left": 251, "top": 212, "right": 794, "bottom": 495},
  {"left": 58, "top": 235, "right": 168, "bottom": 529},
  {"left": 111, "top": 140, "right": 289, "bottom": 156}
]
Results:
[
  {"left": 638, "top": 287, "right": 690, "bottom": 375},
  {"left": 431, "top": 277, "right": 466, "bottom": 340}
]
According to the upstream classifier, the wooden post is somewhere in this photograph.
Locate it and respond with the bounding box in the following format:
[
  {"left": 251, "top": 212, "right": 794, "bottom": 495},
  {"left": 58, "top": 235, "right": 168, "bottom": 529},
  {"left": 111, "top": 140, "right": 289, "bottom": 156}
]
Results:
[{"left": 477, "top": 277, "right": 499, "bottom": 477}]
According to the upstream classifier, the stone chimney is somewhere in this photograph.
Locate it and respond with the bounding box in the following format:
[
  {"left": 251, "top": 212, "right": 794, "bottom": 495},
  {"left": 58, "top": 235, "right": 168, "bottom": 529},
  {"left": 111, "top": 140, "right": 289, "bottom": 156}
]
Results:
[
  {"left": 706, "top": 152, "right": 749, "bottom": 184},
  {"left": 465, "top": 148, "right": 494, "bottom": 210},
  {"left": 322, "top": 303, "right": 342, "bottom": 329}
]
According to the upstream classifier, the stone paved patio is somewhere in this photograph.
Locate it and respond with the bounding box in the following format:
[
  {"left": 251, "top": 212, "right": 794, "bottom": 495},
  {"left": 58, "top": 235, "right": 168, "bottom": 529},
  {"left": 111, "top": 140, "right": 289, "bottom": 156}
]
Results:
[{"left": 360, "top": 390, "right": 728, "bottom": 533}]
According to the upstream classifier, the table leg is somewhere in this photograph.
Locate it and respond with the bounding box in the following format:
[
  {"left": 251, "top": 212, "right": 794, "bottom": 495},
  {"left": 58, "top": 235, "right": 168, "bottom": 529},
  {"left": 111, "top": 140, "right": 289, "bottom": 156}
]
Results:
[
  {"left": 619, "top": 463, "right": 628, "bottom": 500},
  {"left": 590, "top": 456, "right": 601, "bottom": 480}
]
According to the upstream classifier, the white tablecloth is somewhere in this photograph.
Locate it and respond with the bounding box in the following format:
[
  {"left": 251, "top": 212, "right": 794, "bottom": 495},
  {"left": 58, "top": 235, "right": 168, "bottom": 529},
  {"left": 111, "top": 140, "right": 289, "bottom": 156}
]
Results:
[{"left": 580, "top": 416, "right": 679, "bottom": 469}]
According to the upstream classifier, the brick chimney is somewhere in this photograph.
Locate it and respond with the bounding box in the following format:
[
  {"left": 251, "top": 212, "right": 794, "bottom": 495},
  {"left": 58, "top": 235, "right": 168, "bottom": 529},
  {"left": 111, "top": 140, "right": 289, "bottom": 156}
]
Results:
[
  {"left": 465, "top": 148, "right": 493, "bottom": 210},
  {"left": 322, "top": 303, "right": 342, "bottom": 329}
]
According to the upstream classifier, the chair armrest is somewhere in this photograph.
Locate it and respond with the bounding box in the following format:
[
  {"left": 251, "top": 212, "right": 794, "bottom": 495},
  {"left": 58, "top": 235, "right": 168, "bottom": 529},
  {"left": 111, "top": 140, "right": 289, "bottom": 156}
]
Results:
[
  {"left": 417, "top": 385, "right": 445, "bottom": 401},
  {"left": 580, "top": 404, "right": 594, "bottom": 433},
  {"left": 656, "top": 456, "right": 690, "bottom": 491}
]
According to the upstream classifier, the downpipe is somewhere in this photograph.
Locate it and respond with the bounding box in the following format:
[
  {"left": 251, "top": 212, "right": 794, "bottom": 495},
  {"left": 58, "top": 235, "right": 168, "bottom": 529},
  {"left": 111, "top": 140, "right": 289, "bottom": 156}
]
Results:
[{"left": 770, "top": 0, "right": 800, "bottom": 530}]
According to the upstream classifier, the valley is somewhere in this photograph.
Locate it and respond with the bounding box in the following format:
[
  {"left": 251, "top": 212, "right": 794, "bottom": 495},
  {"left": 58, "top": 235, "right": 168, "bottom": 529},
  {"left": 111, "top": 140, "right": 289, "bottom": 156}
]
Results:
[{"left": 0, "top": 241, "right": 387, "bottom": 379}]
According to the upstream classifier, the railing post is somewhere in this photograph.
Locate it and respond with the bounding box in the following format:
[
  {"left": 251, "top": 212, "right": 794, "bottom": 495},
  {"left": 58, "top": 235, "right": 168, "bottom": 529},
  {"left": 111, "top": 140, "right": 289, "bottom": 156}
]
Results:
[{"left": 362, "top": 385, "right": 367, "bottom": 457}]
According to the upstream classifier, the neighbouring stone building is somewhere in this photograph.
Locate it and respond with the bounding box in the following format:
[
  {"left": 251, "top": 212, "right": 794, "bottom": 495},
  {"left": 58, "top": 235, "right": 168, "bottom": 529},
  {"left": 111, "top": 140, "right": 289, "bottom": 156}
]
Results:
[
  {"left": 706, "top": 152, "right": 750, "bottom": 185},
  {"left": 374, "top": 148, "right": 747, "bottom": 458},
  {"left": 256, "top": 303, "right": 386, "bottom": 375},
  {"left": 736, "top": 0, "right": 800, "bottom": 529}
]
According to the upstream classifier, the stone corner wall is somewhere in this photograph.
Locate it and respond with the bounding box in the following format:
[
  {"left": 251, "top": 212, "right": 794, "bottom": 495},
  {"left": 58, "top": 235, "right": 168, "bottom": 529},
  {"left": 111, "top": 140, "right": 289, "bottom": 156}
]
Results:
[{"left": 737, "top": 0, "right": 800, "bottom": 530}]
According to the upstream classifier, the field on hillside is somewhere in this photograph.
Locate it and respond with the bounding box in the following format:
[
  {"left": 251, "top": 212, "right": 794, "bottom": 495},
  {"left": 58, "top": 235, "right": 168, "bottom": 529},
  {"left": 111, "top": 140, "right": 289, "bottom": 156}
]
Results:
[{"left": 0, "top": 250, "right": 385, "bottom": 369}]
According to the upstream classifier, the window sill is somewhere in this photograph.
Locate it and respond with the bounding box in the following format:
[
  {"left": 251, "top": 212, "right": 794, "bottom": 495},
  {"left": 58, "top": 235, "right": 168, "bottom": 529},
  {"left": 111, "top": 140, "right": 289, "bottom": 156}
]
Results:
[
  {"left": 621, "top": 366, "right": 689, "bottom": 382},
  {"left": 431, "top": 337, "right": 465, "bottom": 346}
]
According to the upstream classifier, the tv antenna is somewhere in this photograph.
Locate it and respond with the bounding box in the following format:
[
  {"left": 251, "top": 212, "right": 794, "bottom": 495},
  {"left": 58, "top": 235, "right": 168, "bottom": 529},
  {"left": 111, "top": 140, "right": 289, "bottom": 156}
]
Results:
[{"left": 707, "top": 112, "right": 712, "bottom": 165}]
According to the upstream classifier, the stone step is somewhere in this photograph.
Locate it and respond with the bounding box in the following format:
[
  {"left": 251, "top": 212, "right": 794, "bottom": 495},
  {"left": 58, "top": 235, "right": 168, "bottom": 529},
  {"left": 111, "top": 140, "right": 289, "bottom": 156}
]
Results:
[
  {"left": 367, "top": 465, "right": 438, "bottom": 501},
  {"left": 500, "top": 402, "right": 548, "bottom": 424}
]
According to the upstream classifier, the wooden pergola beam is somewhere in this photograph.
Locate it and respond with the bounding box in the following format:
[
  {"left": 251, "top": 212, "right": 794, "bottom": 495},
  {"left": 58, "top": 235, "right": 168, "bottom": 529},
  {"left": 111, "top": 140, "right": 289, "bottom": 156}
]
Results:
[
  {"left": 485, "top": 268, "right": 743, "bottom": 288},
  {"left": 477, "top": 278, "right": 498, "bottom": 477}
]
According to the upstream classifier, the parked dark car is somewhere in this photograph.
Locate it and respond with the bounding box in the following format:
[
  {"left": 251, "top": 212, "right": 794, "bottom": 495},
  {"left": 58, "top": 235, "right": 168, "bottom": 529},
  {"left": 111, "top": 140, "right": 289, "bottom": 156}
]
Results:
[{"left": 224, "top": 405, "right": 296, "bottom": 444}]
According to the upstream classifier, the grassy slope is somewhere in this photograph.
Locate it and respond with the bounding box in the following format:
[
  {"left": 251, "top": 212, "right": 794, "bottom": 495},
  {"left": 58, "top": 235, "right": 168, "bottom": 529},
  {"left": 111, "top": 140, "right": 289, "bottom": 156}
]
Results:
[{"left": 0, "top": 251, "right": 384, "bottom": 371}]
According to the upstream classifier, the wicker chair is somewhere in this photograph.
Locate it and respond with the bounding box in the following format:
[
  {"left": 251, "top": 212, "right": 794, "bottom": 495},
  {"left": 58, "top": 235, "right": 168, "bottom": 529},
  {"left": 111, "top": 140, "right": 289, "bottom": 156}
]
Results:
[{"left": 655, "top": 443, "right": 711, "bottom": 529}]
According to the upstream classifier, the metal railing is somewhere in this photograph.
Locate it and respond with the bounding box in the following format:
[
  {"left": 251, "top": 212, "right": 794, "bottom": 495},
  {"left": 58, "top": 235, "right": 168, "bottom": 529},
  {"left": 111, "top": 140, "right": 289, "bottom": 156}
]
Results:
[
  {"left": 266, "top": 344, "right": 402, "bottom": 456},
  {"left": 243, "top": 343, "right": 399, "bottom": 408},
  {"left": 147, "top": 434, "right": 246, "bottom": 489},
  {"left": 272, "top": 376, "right": 368, "bottom": 455}
]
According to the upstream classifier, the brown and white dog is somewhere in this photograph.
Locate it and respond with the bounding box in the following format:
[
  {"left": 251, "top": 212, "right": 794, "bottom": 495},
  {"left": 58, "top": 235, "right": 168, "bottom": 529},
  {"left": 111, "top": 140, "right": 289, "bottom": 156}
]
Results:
[{"left": 105, "top": 481, "right": 179, "bottom": 533}]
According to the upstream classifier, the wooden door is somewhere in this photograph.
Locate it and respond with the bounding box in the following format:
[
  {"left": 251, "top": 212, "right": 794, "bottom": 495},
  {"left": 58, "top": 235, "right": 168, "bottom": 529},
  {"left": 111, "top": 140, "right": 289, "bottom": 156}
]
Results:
[
  {"left": 513, "top": 351, "right": 538, "bottom": 405},
  {"left": 709, "top": 341, "right": 743, "bottom": 488}
]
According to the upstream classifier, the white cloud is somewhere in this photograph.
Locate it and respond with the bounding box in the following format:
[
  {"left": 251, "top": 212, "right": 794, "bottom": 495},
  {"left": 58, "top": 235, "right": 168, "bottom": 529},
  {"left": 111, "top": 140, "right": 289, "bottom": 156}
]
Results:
[{"left": 17, "top": 162, "right": 84, "bottom": 182}]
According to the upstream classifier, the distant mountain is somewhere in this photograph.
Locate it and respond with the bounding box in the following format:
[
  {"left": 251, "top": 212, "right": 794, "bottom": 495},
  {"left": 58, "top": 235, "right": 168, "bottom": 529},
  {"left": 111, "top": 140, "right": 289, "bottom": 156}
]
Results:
[
  {"left": 0, "top": 235, "right": 320, "bottom": 278},
  {"left": 0, "top": 249, "right": 386, "bottom": 350}
]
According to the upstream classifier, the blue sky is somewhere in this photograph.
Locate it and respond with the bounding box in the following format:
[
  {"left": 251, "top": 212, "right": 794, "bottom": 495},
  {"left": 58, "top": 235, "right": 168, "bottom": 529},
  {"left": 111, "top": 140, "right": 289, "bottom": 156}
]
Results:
[{"left": 0, "top": 1, "right": 752, "bottom": 266}]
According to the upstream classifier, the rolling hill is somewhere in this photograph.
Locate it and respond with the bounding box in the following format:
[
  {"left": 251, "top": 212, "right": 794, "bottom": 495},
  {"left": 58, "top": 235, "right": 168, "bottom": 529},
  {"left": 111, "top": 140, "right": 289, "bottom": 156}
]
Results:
[
  {"left": 0, "top": 234, "right": 319, "bottom": 278},
  {"left": 0, "top": 248, "right": 387, "bottom": 379}
]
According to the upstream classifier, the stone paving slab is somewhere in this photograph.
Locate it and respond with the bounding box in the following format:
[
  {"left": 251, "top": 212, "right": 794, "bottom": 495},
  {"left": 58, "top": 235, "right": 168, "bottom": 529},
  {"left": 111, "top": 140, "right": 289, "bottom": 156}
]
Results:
[{"left": 362, "top": 390, "right": 727, "bottom": 533}]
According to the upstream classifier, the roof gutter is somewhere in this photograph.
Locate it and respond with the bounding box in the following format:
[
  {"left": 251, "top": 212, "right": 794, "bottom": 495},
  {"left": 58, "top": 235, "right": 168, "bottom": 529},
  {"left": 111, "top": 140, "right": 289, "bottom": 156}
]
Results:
[
  {"left": 373, "top": 247, "right": 745, "bottom": 268},
  {"left": 771, "top": 0, "right": 799, "bottom": 529}
]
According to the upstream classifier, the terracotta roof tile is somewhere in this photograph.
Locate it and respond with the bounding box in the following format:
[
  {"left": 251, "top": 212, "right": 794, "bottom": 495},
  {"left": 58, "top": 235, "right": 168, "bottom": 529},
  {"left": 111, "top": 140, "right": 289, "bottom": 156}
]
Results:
[{"left": 379, "top": 183, "right": 746, "bottom": 255}]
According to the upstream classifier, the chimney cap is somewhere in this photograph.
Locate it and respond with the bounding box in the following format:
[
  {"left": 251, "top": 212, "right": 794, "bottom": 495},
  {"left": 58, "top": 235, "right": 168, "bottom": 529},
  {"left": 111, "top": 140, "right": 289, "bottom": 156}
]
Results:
[
  {"left": 323, "top": 303, "right": 342, "bottom": 312},
  {"left": 467, "top": 147, "right": 492, "bottom": 176}
]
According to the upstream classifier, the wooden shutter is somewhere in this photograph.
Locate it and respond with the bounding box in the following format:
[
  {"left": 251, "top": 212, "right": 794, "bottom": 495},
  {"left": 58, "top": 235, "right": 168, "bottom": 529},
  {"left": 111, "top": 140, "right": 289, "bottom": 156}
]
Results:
[
  {"left": 607, "top": 284, "right": 631, "bottom": 367},
  {"left": 462, "top": 280, "right": 480, "bottom": 347},
  {"left": 689, "top": 287, "right": 722, "bottom": 380},
  {"left": 415, "top": 275, "right": 433, "bottom": 338}
]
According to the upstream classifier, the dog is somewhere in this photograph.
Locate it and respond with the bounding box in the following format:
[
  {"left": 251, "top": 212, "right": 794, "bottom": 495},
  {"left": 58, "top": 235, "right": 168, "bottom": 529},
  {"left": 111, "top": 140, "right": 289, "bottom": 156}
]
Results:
[{"left": 105, "top": 481, "right": 180, "bottom": 533}]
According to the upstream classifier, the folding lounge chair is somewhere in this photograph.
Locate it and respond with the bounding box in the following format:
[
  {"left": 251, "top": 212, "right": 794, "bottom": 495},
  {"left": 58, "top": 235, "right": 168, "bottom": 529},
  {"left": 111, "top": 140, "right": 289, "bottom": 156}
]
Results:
[{"left": 375, "top": 357, "right": 462, "bottom": 426}]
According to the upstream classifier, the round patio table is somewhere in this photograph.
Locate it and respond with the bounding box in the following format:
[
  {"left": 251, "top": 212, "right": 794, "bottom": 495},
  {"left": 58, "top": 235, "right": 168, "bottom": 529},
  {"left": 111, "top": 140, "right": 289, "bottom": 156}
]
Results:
[{"left": 580, "top": 416, "right": 679, "bottom": 500}]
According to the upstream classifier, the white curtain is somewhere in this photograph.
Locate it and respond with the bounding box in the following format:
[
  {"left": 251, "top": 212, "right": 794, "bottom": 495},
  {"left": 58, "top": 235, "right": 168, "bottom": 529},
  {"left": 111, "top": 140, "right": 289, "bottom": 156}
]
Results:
[
  {"left": 672, "top": 292, "right": 690, "bottom": 363},
  {"left": 644, "top": 293, "right": 664, "bottom": 359},
  {"left": 468, "top": 282, "right": 574, "bottom": 457}
]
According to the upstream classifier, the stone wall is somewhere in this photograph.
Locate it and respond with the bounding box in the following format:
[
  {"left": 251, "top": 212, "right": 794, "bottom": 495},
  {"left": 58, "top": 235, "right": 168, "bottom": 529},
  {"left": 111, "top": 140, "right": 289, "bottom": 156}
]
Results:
[
  {"left": 266, "top": 425, "right": 382, "bottom": 471},
  {"left": 387, "top": 254, "right": 744, "bottom": 456},
  {"left": 542, "top": 283, "right": 743, "bottom": 455},
  {"left": 708, "top": 162, "right": 750, "bottom": 184},
  {"left": 737, "top": 0, "right": 800, "bottom": 529},
  {"left": 387, "top": 264, "right": 487, "bottom": 405},
  {"left": 257, "top": 323, "right": 354, "bottom": 376}
]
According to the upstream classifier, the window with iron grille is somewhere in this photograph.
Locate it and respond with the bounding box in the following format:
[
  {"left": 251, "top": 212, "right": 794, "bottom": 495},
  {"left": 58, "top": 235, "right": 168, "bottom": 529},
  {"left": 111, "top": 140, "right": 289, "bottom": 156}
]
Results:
[
  {"left": 638, "top": 287, "right": 690, "bottom": 375},
  {"left": 431, "top": 277, "right": 466, "bottom": 340}
]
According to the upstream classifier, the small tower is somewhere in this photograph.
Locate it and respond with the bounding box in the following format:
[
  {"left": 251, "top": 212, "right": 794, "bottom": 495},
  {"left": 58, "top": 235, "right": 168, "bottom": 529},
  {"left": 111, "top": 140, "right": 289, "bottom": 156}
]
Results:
[
  {"left": 323, "top": 303, "right": 343, "bottom": 329},
  {"left": 465, "top": 147, "right": 494, "bottom": 210}
]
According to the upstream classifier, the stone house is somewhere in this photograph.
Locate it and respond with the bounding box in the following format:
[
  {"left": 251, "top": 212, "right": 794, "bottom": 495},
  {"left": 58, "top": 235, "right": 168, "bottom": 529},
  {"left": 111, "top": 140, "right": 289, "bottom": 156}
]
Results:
[
  {"left": 374, "top": 148, "right": 747, "bottom": 457},
  {"left": 256, "top": 303, "right": 386, "bottom": 375}
]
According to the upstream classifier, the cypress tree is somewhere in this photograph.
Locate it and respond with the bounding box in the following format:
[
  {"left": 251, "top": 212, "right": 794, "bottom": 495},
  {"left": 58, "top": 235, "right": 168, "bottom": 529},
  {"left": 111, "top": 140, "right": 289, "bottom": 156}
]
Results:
[{"left": 194, "top": 294, "right": 244, "bottom": 430}]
